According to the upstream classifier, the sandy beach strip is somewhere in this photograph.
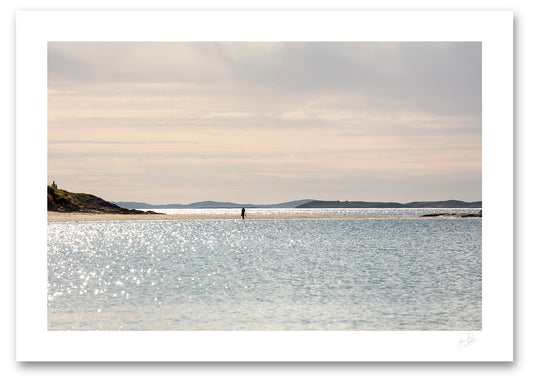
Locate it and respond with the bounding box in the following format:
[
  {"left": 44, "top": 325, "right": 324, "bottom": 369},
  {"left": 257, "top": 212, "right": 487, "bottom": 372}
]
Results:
[{"left": 47, "top": 212, "right": 416, "bottom": 223}]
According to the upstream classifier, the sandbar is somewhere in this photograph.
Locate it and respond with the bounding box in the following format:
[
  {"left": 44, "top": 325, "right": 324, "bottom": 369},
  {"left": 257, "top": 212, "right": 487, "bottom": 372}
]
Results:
[{"left": 48, "top": 212, "right": 416, "bottom": 223}]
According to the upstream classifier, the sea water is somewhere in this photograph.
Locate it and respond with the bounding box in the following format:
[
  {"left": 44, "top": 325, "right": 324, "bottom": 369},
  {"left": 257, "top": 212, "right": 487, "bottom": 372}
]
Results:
[
  {"left": 48, "top": 216, "right": 481, "bottom": 330},
  {"left": 138, "top": 207, "right": 481, "bottom": 217}
]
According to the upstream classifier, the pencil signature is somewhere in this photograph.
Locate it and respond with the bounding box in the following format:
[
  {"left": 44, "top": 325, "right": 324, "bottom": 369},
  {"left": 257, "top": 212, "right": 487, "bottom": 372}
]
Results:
[{"left": 457, "top": 333, "right": 479, "bottom": 349}]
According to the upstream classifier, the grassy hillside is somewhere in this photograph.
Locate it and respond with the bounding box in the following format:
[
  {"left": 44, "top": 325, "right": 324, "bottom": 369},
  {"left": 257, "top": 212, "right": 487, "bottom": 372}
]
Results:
[{"left": 47, "top": 185, "right": 157, "bottom": 214}]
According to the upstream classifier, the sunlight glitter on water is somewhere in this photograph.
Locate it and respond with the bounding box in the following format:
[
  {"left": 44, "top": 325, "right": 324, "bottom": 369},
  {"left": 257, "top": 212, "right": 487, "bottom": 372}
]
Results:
[{"left": 48, "top": 218, "right": 481, "bottom": 330}]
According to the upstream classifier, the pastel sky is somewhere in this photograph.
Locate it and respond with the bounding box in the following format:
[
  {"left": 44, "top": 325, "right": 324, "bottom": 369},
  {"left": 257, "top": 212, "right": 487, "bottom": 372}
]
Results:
[{"left": 48, "top": 42, "right": 481, "bottom": 204}]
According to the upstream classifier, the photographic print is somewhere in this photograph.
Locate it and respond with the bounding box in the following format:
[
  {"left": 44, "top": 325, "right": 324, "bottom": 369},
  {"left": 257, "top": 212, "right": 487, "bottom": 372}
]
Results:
[
  {"left": 46, "top": 41, "right": 482, "bottom": 331},
  {"left": 17, "top": 11, "right": 513, "bottom": 361}
]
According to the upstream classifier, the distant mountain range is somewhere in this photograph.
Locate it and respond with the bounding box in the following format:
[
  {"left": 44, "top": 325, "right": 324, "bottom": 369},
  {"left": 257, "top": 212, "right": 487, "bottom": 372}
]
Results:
[
  {"left": 112, "top": 199, "right": 315, "bottom": 209},
  {"left": 114, "top": 199, "right": 481, "bottom": 210},
  {"left": 47, "top": 183, "right": 481, "bottom": 213}
]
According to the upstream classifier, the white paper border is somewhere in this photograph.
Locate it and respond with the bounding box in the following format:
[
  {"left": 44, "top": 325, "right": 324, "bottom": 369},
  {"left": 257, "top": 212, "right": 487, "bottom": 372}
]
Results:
[{"left": 16, "top": 11, "right": 513, "bottom": 361}]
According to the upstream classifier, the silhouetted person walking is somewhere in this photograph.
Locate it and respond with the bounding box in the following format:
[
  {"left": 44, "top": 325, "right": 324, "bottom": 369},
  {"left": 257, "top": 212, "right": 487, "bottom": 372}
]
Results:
[{"left": 241, "top": 207, "right": 246, "bottom": 220}]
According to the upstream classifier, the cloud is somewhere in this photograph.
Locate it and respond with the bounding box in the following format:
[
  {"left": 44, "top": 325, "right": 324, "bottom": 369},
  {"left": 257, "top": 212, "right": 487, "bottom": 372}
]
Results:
[
  {"left": 48, "top": 42, "right": 481, "bottom": 203},
  {"left": 49, "top": 42, "right": 481, "bottom": 117}
]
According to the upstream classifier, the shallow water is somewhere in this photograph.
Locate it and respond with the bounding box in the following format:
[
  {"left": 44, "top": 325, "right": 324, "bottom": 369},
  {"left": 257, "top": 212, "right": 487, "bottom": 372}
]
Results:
[
  {"left": 48, "top": 218, "right": 481, "bottom": 330},
  {"left": 138, "top": 207, "right": 482, "bottom": 217}
]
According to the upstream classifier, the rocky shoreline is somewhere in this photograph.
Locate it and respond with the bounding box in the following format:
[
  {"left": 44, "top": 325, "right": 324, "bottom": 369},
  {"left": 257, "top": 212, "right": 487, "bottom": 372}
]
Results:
[
  {"left": 420, "top": 210, "right": 482, "bottom": 218},
  {"left": 47, "top": 185, "right": 160, "bottom": 215}
]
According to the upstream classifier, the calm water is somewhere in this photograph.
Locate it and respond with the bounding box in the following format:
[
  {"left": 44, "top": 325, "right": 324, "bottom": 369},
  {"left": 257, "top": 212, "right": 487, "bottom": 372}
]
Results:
[
  {"left": 138, "top": 207, "right": 482, "bottom": 217},
  {"left": 48, "top": 217, "right": 481, "bottom": 330}
]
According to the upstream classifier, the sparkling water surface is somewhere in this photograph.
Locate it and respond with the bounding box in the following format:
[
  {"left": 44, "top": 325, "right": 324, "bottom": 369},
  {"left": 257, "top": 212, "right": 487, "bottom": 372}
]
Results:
[
  {"left": 138, "top": 207, "right": 481, "bottom": 217},
  {"left": 48, "top": 217, "right": 481, "bottom": 330}
]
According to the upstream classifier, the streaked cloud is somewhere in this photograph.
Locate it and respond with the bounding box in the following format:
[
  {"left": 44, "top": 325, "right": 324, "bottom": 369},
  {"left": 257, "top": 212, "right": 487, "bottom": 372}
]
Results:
[{"left": 48, "top": 42, "right": 481, "bottom": 203}]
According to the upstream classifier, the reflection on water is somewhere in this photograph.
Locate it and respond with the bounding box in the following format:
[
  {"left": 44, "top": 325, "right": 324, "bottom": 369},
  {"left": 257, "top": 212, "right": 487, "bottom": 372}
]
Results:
[
  {"left": 136, "top": 207, "right": 482, "bottom": 216},
  {"left": 48, "top": 218, "right": 482, "bottom": 330}
]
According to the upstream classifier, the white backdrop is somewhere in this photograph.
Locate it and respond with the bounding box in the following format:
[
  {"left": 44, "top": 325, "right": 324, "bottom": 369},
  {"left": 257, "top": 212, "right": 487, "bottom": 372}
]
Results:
[{"left": 3, "top": 0, "right": 531, "bottom": 375}]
